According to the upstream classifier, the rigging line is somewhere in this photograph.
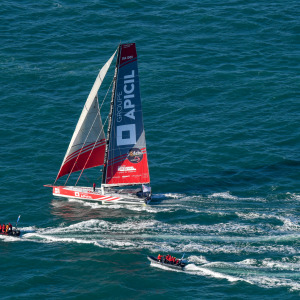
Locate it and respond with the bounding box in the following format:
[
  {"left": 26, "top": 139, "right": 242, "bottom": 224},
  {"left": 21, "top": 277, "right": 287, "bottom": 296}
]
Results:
[
  {"left": 74, "top": 79, "right": 114, "bottom": 186},
  {"left": 64, "top": 97, "right": 102, "bottom": 186},
  {"left": 74, "top": 97, "right": 111, "bottom": 186},
  {"left": 62, "top": 78, "right": 114, "bottom": 186},
  {"left": 99, "top": 76, "right": 114, "bottom": 111},
  {"left": 82, "top": 172, "right": 91, "bottom": 185}
]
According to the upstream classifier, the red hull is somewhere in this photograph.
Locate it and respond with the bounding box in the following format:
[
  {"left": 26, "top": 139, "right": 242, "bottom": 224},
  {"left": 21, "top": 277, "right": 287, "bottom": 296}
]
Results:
[{"left": 51, "top": 186, "right": 122, "bottom": 202}]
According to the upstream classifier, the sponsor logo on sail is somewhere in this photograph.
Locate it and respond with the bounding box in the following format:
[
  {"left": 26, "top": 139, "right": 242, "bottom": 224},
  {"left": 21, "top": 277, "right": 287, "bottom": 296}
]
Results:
[
  {"left": 116, "top": 69, "right": 137, "bottom": 146},
  {"left": 127, "top": 148, "right": 143, "bottom": 163},
  {"left": 118, "top": 166, "right": 136, "bottom": 172}
]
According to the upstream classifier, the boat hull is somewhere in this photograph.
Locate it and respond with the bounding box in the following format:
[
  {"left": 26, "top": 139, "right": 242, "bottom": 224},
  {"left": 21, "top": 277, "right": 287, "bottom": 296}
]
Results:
[
  {"left": 147, "top": 256, "right": 188, "bottom": 270},
  {"left": 47, "top": 185, "right": 150, "bottom": 204},
  {"left": 0, "top": 230, "right": 20, "bottom": 237}
]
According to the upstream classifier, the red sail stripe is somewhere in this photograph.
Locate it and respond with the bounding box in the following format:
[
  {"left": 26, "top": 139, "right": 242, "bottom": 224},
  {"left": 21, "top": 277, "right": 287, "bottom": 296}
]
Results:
[
  {"left": 65, "top": 139, "right": 105, "bottom": 162},
  {"left": 65, "top": 139, "right": 106, "bottom": 163},
  {"left": 108, "top": 154, "right": 128, "bottom": 165},
  {"left": 57, "top": 144, "right": 106, "bottom": 179},
  {"left": 107, "top": 149, "right": 147, "bottom": 167},
  {"left": 119, "top": 58, "right": 137, "bottom": 69},
  {"left": 108, "top": 152, "right": 128, "bottom": 162},
  {"left": 64, "top": 143, "right": 105, "bottom": 166},
  {"left": 107, "top": 148, "right": 146, "bottom": 164}
]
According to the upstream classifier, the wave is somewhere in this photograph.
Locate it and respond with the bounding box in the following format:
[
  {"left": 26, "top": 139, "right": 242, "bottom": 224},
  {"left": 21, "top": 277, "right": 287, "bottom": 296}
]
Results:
[
  {"left": 210, "top": 192, "right": 239, "bottom": 200},
  {"left": 209, "top": 191, "right": 266, "bottom": 202},
  {"left": 246, "top": 275, "right": 300, "bottom": 292},
  {"left": 185, "top": 263, "right": 243, "bottom": 282},
  {"left": 237, "top": 256, "right": 300, "bottom": 271},
  {"left": 4, "top": 218, "right": 296, "bottom": 255},
  {"left": 185, "top": 256, "right": 300, "bottom": 291}
]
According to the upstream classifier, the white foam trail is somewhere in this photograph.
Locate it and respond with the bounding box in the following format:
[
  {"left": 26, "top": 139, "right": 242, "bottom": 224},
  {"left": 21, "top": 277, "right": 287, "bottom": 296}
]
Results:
[
  {"left": 288, "top": 193, "right": 300, "bottom": 201},
  {"left": 179, "top": 242, "right": 297, "bottom": 255},
  {"left": 0, "top": 235, "right": 20, "bottom": 242},
  {"left": 23, "top": 232, "right": 104, "bottom": 247},
  {"left": 237, "top": 256, "right": 300, "bottom": 271},
  {"left": 188, "top": 255, "right": 209, "bottom": 264},
  {"left": 67, "top": 198, "right": 176, "bottom": 213},
  {"left": 162, "top": 193, "right": 186, "bottom": 199},
  {"left": 185, "top": 264, "right": 244, "bottom": 282},
  {"left": 68, "top": 198, "right": 102, "bottom": 209},
  {"left": 246, "top": 275, "right": 300, "bottom": 291},
  {"left": 18, "top": 226, "right": 37, "bottom": 232},
  {"left": 209, "top": 192, "right": 266, "bottom": 202},
  {"left": 236, "top": 212, "right": 276, "bottom": 220},
  {"left": 276, "top": 216, "right": 300, "bottom": 231},
  {"left": 150, "top": 259, "right": 245, "bottom": 283},
  {"left": 210, "top": 192, "right": 238, "bottom": 200},
  {"left": 184, "top": 260, "right": 300, "bottom": 291}
]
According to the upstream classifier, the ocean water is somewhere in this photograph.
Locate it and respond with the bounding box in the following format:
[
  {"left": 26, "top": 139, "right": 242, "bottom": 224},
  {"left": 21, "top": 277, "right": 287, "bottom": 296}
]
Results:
[{"left": 1, "top": 0, "right": 299, "bottom": 299}]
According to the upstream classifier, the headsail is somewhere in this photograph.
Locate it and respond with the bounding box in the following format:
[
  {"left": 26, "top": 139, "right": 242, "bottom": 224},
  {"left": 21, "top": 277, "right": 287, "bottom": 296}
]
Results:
[
  {"left": 56, "top": 50, "right": 117, "bottom": 181},
  {"left": 104, "top": 43, "right": 150, "bottom": 186}
]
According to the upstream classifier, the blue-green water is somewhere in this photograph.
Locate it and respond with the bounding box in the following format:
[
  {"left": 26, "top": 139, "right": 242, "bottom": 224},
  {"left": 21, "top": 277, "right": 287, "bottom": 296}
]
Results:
[{"left": 1, "top": 1, "right": 299, "bottom": 299}]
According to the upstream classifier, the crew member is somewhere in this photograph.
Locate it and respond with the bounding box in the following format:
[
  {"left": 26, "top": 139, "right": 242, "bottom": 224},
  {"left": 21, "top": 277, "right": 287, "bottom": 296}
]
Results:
[
  {"left": 93, "top": 183, "right": 96, "bottom": 192},
  {"left": 8, "top": 223, "right": 12, "bottom": 232},
  {"left": 1, "top": 224, "right": 5, "bottom": 233},
  {"left": 166, "top": 254, "right": 171, "bottom": 263},
  {"left": 157, "top": 254, "right": 162, "bottom": 261},
  {"left": 6, "top": 224, "right": 9, "bottom": 233}
]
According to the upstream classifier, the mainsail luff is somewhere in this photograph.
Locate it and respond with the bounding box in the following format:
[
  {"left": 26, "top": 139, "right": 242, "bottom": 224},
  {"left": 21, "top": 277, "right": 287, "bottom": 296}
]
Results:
[
  {"left": 55, "top": 49, "right": 117, "bottom": 183},
  {"left": 102, "top": 45, "right": 121, "bottom": 185}
]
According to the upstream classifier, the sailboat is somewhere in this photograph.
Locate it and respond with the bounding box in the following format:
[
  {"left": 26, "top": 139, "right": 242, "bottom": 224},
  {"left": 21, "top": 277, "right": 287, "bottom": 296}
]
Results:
[{"left": 45, "top": 43, "right": 151, "bottom": 204}]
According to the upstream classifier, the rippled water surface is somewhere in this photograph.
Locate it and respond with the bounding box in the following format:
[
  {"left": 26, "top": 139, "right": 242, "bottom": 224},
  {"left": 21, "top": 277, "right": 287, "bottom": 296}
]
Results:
[{"left": 1, "top": 1, "right": 299, "bottom": 299}]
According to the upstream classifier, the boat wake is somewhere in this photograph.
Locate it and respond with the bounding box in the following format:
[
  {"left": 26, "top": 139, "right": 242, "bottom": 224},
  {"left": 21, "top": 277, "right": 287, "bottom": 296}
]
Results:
[
  {"left": 2, "top": 190, "right": 298, "bottom": 292},
  {"left": 150, "top": 255, "right": 300, "bottom": 291},
  {"left": 186, "top": 256, "right": 300, "bottom": 291}
]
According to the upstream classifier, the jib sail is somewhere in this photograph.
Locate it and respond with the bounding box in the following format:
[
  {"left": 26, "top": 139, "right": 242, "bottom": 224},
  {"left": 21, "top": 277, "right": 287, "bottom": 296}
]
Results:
[{"left": 55, "top": 50, "right": 117, "bottom": 181}]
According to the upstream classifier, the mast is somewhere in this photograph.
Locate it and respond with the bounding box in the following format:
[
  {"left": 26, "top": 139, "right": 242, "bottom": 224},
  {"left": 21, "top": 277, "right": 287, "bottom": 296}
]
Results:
[{"left": 102, "top": 45, "right": 121, "bottom": 185}]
